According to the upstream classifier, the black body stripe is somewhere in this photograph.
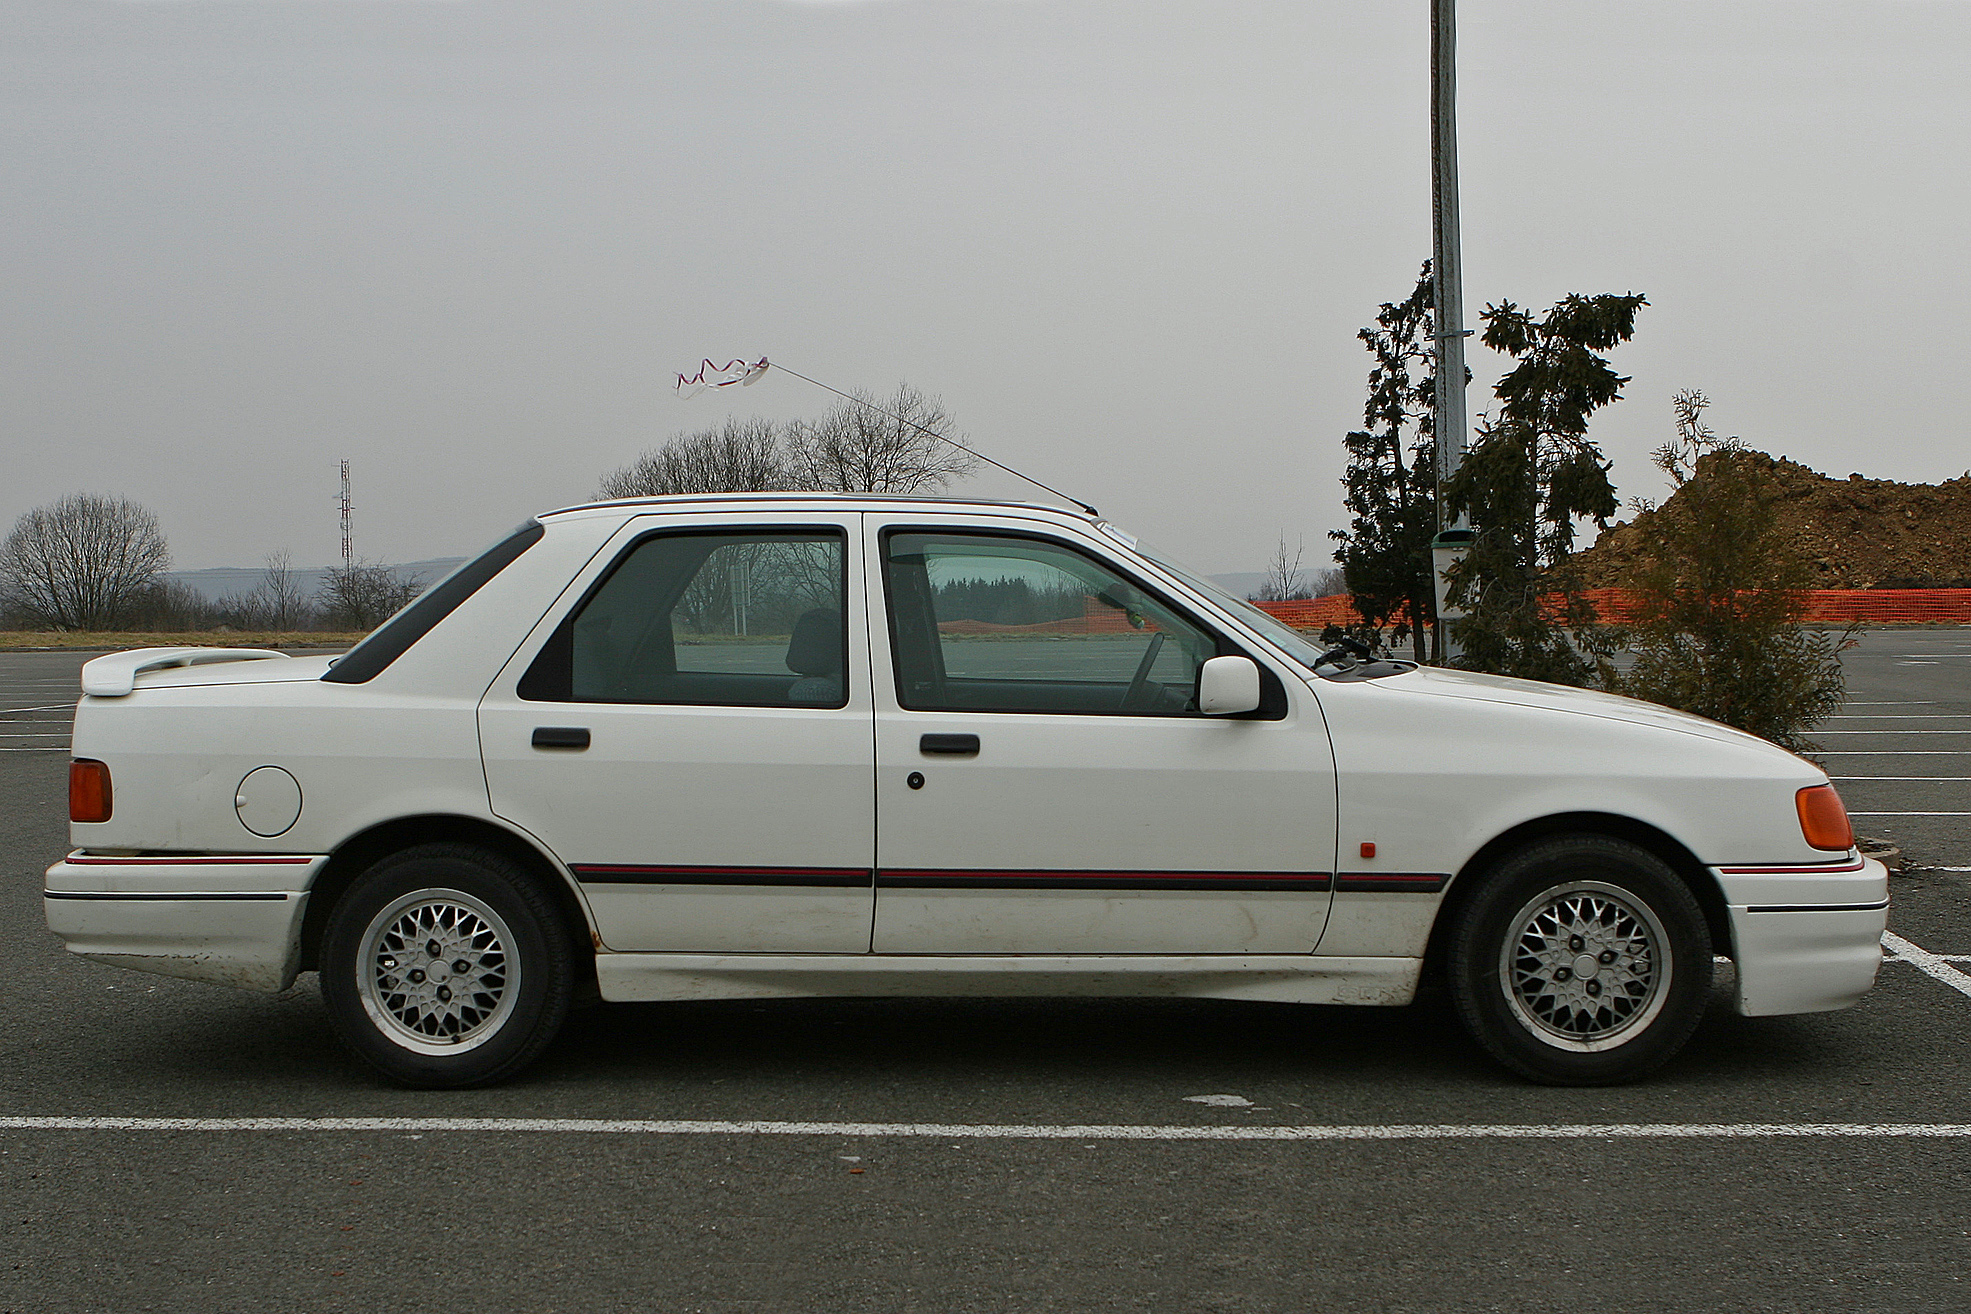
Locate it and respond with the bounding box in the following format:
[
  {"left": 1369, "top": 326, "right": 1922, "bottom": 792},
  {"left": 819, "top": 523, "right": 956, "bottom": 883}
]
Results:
[
  {"left": 1333, "top": 873, "right": 1450, "bottom": 894},
  {"left": 43, "top": 891, "right": 291, "bottom": 902},
  {"left": 877, "top": 870, "right": 1334, "bottom": 892},
  {"left": 572, "top": 865, "right": 872, "bottom": 888},
  {"left": 1745, "top": 899, "right": 1891, "bottom": 914}
]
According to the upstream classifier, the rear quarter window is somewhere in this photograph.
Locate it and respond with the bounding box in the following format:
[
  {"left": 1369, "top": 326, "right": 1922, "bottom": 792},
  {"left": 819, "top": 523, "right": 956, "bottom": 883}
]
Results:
[{"left": 320, "top": 521, "right": 546, "bottom": 684}]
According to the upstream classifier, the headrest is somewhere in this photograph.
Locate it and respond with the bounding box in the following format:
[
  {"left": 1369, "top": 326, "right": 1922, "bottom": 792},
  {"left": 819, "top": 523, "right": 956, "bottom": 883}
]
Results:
[{"left": 786, "top": 608, "right": 843, "bottom": 676}]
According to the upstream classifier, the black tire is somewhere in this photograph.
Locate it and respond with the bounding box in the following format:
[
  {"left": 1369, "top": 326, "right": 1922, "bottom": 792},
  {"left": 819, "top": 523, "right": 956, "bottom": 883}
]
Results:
[
  {"left": 320, "top": 843, "right": 576, "bottom": 1088},
  {"left": 1448, "top": 834, "right": 1711, "bottom": 1086}
]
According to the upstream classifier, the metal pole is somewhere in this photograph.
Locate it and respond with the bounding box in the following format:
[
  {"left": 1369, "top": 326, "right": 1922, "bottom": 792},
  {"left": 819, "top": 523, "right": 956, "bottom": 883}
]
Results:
[{"left": 1429, "top": 0, "right": 1474, "bottom": 638}]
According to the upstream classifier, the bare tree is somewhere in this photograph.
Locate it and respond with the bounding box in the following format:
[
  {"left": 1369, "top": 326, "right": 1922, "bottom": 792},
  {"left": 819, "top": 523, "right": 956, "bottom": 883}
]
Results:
[
  {"left": 316, "top": 561, "right": 423, "bottom": 632},
  {"left": 600, "top": 417, "right": 790, "bottom": 498},
  {"left": 782, "top": 383, "right": 974, "bottom": 494},
  {"left": 1250, "top": 535, "right": 1314, "bottom": 603},
  {"left": 234, "top": 551, "right": 316, "bottom": 630},
  {"left": 0, "top": 493, "right": 171, "bottom": 630}
]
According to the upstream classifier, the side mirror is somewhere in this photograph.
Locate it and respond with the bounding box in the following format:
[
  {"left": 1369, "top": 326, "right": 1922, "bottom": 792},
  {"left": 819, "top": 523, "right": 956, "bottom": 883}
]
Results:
[{"left": 1198, "top": 655, "right": 1262, "bottom": 716}]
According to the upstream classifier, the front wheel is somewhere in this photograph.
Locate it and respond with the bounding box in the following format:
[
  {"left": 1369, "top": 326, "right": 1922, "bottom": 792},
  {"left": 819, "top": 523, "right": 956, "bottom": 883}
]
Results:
[
  {"left": 321, "top": 844, "right": 576, "bottom": 1088},
  {"left": 1448, "top": 834, "right": 1711, "bottom": 1085}
]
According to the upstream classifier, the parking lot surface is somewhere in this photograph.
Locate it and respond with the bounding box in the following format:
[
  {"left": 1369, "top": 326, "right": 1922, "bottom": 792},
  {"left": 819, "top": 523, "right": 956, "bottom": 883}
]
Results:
[{"left": 4, "top": 635, "right": 1969, "bottom": 1312}]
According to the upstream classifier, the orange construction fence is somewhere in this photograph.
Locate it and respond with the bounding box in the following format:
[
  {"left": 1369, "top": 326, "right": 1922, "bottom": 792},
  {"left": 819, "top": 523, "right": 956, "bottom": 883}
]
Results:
[{"left": 1252, "top": 589, "right": 1971, "bottom": 631}]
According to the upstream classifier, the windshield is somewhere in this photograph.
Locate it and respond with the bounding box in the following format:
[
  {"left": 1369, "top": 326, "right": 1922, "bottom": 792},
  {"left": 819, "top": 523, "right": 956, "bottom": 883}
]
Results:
[{"left": 1136, "top": 545, "right": 1329, "bottom": 672}]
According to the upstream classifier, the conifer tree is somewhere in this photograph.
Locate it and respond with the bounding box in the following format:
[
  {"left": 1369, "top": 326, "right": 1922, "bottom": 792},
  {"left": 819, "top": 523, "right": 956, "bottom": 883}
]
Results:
[
  {"left": 1331, "top": 264, "right": 1442, "bottom": 661},
  {"left": 1443, "top": 292, "right": 1645, "bottom": 682}
]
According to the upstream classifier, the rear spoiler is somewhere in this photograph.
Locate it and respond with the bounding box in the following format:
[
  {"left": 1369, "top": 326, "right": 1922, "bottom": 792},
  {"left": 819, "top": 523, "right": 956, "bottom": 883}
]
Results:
[{"left": 80, "top": 647, "right": 292, "bottom": 698}]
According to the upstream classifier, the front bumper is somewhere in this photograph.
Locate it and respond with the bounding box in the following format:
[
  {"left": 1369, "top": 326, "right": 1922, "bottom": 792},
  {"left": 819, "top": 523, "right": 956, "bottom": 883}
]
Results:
[
  {"left": 44, "top": 852, "right": 327, "bottom": 993},
  {"left": 1716, "top": 855, "right": 1889, "bottom": 1017}
]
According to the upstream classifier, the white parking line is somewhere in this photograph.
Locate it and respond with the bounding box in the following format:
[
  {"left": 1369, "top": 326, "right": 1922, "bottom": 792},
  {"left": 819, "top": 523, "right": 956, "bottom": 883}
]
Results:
[
  {"left": 1817, "top": 752, "right": 1971, "bottom": 756},
  {"left": 0, "top": 705, "right": 77, "bottom": 714},
  {"left": 1849, "top": 811, "right": 1971, "bottom": 817},
  {"left": 1883, "top": 932, "right": 1971, "bottom": 1001},
  {"left": 1832, "top": 777, "right": 1971, "bottom": 781},
  {"left": 1815, "top": 731, "right": 1971, "bottom": 735},
  {"left": 1828, "top": 715, "right": 1971, "bottom": 720},
  {"left": 1, "top": 1117, "right": 1969, "bottom": 1141}
]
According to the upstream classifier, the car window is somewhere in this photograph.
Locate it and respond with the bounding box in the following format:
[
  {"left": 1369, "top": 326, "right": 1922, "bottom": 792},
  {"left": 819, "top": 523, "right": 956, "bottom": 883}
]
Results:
[
  {"left": 519, "top": 529, "right": 849, "bottom": 707},
  {"left": 883, "top": 531, "right": 1218, "bottom": 716}
]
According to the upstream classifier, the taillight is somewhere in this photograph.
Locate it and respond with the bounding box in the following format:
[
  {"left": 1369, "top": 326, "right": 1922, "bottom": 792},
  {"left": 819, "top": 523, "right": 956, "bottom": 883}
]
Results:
[
  {"left": 1796, "top": 783, "right": 1853, "bottom": 852},
  {"left": 70, "top": 759, "right": 112, "bottom": 823}
]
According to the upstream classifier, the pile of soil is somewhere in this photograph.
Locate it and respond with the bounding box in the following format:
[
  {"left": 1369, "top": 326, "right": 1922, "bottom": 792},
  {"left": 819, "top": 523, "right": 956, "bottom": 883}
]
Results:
[{"left": 1571, "top": 452, "right": 1971, "bottom": 589}]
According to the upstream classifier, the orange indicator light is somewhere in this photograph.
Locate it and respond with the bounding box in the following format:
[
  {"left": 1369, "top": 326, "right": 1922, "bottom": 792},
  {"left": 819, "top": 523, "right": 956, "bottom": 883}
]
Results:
[{"left": 1795, "top": 784, "right": 1853, "bottom": 852}]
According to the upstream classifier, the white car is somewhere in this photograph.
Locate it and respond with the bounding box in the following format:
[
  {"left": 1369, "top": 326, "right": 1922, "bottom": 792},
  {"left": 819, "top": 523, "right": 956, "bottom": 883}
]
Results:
[{"left": 45, "top": 494, "right": 1887, "bottom": 1088}]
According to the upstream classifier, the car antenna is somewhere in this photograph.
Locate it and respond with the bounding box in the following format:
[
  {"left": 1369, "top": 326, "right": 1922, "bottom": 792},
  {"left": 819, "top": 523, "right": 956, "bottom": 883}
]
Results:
[{"left": 674, "top": 356, "right": 1101, "bottom": 518}]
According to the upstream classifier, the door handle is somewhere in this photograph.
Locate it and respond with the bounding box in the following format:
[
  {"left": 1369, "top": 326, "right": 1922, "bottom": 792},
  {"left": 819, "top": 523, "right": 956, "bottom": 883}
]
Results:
[
  {"left": 532, "top": 726, "right": 591, "bottom": 750},
  {"left": 919, "top": 733, "right": 979, "bottom": 755}
]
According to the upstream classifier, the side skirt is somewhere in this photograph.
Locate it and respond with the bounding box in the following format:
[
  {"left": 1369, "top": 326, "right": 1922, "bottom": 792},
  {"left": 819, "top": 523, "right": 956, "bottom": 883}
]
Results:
[{"left": 595, "top": 954, "right": 1421, "bottom": 1007}]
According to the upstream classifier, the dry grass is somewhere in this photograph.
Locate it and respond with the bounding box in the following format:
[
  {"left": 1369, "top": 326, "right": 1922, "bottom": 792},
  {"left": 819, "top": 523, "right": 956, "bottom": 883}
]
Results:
[{"left": 0, "top": 631, "right": 363, "bottom": 651}]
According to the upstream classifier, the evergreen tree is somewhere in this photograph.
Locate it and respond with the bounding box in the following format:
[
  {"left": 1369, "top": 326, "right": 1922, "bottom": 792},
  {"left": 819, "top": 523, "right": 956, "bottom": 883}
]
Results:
[
  {"left": 1606, "top": 391, "right": 1849, "bottom": 750},
  {"left": 1330, "top": 264, "right": 1442, "bottom": 661},
  {"left": 1443, "top": 292, "right": 1646, "bottom": 683}
]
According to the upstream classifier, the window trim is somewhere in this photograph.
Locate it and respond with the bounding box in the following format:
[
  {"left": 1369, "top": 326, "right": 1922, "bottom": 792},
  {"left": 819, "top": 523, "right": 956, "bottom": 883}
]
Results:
[
  {"left": 517, "top": 524, "right": 853, "bottom": 709},
  {"left": 877, "top": 525, "right": 1286, "bottom": 720}
]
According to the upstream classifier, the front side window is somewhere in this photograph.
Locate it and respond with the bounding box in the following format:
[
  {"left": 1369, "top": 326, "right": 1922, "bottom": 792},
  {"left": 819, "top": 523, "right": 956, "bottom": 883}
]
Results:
[
  {"left": 520, "top": 530, "right": 848, "bottom": 707},
  {"left": 883, "top": 531, "right": 1219, "bottom": 715}
]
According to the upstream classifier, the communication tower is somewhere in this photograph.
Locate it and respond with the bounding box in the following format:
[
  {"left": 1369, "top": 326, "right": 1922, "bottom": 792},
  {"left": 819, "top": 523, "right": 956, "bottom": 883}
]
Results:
[{"left": 338, "top": 461, "right": 353, "bottom": 565}]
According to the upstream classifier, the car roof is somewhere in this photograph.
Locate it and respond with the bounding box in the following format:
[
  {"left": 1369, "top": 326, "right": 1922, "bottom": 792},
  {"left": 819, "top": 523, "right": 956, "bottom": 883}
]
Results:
[{"left": 538, "top": 492, "right": 1100, "bottom": 522}]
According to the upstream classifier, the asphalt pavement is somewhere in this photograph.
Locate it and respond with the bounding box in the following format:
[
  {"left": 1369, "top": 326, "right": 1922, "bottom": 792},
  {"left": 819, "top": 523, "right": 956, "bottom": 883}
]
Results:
[{"left": 3, "top": 636, "right": 1968, "bottom": 1313}]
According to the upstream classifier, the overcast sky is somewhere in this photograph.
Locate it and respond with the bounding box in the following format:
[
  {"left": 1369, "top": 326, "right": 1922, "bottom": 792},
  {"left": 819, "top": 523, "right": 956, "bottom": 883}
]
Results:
[{"left": 4, "top": 0, "right": 1967, "bottom": 573}]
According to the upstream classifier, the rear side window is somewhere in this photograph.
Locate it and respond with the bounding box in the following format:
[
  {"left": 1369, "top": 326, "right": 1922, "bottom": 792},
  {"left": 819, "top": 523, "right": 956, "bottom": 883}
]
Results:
[
  {"left": 519, "top": 529, "right": 849, "bottom": 708},
  {"left": 321, "top": 521, "right": 544, "bottom": 685}
]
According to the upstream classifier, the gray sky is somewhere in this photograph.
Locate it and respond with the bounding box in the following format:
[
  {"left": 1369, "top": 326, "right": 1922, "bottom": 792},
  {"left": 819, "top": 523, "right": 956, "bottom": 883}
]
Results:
[{"left": 4, "top": 0, "right": 1967, "bottom": 573}]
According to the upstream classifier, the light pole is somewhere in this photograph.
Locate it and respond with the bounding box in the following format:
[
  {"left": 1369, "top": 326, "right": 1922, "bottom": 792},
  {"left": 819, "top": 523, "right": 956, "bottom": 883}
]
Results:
[{"left": 1429, "top": 0, "right": 1474, "bottom": 651}]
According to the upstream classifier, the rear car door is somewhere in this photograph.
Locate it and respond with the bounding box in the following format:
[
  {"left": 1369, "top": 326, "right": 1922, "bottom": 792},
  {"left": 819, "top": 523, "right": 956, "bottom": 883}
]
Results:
[
  {"left": 479, "top": 512, "right": 875, "bottom": 952},
  {"left": 867, "top": 517, "right": 1336, "bottom": 955}
]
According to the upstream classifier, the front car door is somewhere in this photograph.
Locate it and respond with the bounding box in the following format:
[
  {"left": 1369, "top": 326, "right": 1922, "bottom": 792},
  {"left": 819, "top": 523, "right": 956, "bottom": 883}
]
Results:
[
  {"left": 480, "top": 512, "right": 875, "bottom": 953},
  {"left": 866, "top": 516, "right": 1337, "bottom": 955}
]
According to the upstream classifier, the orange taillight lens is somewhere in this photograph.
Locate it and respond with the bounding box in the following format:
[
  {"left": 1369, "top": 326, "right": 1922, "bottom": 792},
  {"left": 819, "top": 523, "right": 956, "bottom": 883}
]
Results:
[
  {"left": 1796, "top": 783, "right": 1853, "bottom": 852},
  {"left": 69, "top": 759, "right": 112, "bottom": 824}
]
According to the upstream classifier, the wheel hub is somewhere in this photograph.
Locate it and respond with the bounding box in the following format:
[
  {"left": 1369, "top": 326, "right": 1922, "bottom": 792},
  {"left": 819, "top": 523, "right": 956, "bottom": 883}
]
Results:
[
  {"left": 1499, "top": 881, "right": 1672, "bottom": 1051},
  {"left": 356, "top": 889, "right": 520, "bottom": 1055}
]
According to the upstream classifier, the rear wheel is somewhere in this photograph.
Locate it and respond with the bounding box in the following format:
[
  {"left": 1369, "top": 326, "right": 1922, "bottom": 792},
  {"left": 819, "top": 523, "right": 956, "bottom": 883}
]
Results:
[
  {"left": 321, "top": 843, "right": 575, "bottom": 1088},
  {"left": 1449, "top": 834, "right": 1711, "bottom": 1085}
]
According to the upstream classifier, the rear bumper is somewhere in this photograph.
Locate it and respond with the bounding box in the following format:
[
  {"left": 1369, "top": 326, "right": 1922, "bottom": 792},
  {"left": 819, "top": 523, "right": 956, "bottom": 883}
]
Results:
[
  {"left": 44, "top": 852, "right": 326, "bottom": 993},
  {"left": 1716, "top": 856, "right": 1889, "bottom": 1017}
]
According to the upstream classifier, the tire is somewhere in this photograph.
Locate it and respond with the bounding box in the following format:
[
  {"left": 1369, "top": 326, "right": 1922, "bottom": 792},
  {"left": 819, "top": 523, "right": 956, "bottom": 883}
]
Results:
[
  {"left": 1448, "top": 834, "right": 1712, "bottom": 1086},
  {"left": 320, "top": 843, "right": 576, "bottom": 1088}
]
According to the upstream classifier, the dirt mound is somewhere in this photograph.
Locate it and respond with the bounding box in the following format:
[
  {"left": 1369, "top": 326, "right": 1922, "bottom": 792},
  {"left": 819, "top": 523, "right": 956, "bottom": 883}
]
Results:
[{"left": 1571, "top": 452, "right": 1971, "bottom": 589}]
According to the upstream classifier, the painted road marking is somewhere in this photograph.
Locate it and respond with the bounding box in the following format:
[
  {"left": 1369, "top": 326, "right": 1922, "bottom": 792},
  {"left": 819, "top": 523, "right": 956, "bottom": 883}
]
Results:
[
  {"left": 1883, "top": 932, "right": 1971, "bottom": 1001},
  {"left": 2, "top": 1117, "right": 1970, "bottom": 1141},
  {"left": 1849, "top": 811, "right": 1971, "bottom": 817},
  {"left": 1817, "top": 752, "right": 1971, "bottom": 756},
  {"left": 1832, "top": 777, "right": 1971, "bottom": 781},
  {"left": 1814, "top": 730, "right": 1971, "bottom": 735},
  {"left": 1828, "top": 715, "right": 1971, "bottom": 720}
]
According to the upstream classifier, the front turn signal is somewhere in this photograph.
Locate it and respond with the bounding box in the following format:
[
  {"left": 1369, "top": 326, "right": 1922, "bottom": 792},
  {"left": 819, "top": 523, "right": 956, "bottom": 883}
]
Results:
[
  {"left": 70, "top": 759, "right": 112, "bottom": 823},
  {"left": 1796, "top": 783, "right": 1853, "bottom": 852}
]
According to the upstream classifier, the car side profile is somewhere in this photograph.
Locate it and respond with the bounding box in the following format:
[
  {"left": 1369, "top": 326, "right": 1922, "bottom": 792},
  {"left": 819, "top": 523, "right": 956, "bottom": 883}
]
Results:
[{"left": 45, "top": 494, "right": 1888, "bottom": 1087}]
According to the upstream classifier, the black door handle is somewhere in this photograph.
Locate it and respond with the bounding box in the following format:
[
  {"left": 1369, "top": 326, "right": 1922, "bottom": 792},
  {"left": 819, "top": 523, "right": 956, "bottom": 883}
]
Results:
[
  {"left": 919, "top": 733, "right": 979, "bottom": 755},
  {"left": 532, "top": 726, "right": 591, "bottom": 750}
]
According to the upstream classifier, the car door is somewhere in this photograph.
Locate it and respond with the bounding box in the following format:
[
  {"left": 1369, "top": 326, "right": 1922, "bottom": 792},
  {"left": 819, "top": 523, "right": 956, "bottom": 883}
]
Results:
[
  {"left": 867, "top": 517, "right": 1337, "bottom": 955},
  {"left": 479, "top": 512, "right": 875, "bottom": 953}
]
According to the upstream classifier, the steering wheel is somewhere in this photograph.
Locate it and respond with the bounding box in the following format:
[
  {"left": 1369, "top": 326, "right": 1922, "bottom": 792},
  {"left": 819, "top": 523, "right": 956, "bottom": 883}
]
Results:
[{"left": 1121, "top": 632, "right": 1166, "bottom": 710}]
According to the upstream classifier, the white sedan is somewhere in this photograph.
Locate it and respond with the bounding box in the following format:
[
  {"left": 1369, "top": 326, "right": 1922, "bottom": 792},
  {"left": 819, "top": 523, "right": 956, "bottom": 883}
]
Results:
[{"left": 46, "top": 494, "right": 1886, "bottom": 1087}]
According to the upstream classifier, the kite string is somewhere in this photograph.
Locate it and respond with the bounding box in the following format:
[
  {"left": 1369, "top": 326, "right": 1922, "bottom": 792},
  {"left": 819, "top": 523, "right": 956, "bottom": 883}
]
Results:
[{"left": 766, "top": 361, "right": 1100, "bottom": 518}]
